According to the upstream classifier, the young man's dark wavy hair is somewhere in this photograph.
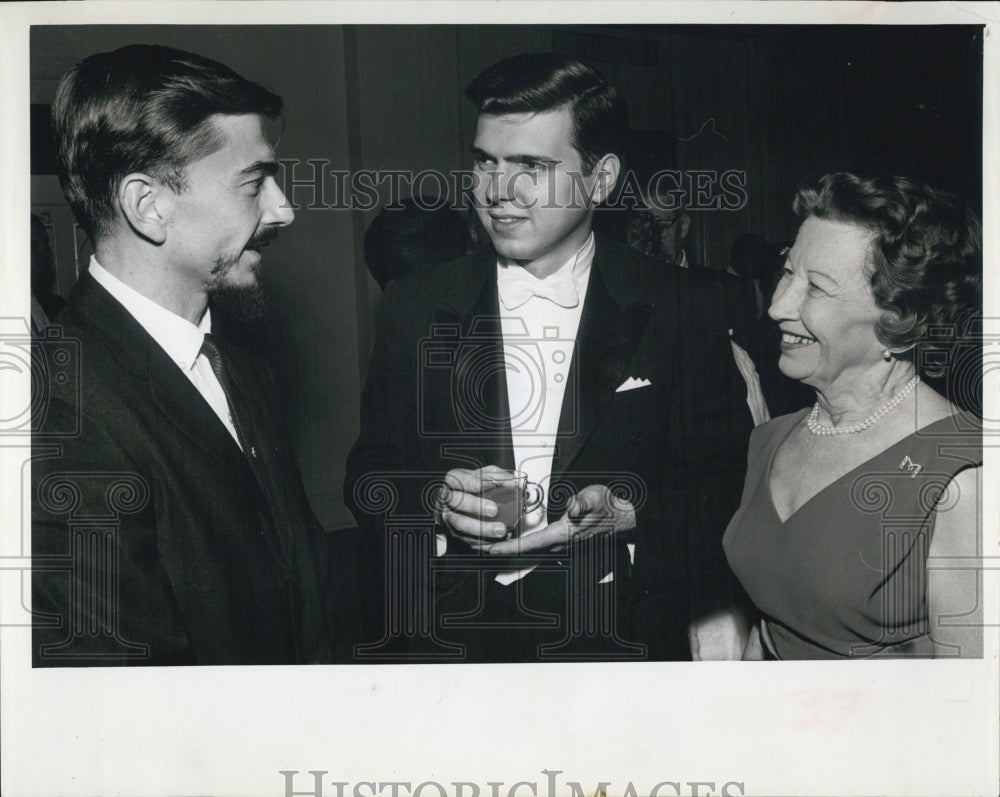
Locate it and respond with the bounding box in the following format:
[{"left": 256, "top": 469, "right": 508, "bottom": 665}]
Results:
[
  {"left": 465, "top": 52, "right": 628, "bottom": 176},
  {"left": 52, "top": 44, "right": 283, "bottom": 241},
  {"left": 793, "top": 172, "right": 982, "bottom": 382}
]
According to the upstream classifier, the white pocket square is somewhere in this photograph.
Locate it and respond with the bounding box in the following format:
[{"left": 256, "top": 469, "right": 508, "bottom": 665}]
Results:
[{"left": 616, "top": 376, "right": 651, "bottom": 392}]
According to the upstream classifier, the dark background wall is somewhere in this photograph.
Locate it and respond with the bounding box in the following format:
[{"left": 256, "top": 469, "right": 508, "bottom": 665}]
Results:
[{"left": 30, "top": 24, "right": 983, "bottom": 531}]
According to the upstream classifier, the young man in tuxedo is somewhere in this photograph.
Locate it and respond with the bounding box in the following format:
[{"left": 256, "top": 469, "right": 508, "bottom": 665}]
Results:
[
  {"left": 345, "top": 53, "right": 752, "bottom": 662},
  {"left": 32, "top": 45, "right": 339, "bottom": 665}
]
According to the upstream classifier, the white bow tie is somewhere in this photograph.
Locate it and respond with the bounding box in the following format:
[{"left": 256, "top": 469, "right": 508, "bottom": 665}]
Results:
[{"left": 497, "top": 268, "right": 580, "bottom": 310}]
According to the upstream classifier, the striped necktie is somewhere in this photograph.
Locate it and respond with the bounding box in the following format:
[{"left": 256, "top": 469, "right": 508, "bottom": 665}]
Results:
[{"left": 199, "top": 333, "right": 257, "bottom": 462}]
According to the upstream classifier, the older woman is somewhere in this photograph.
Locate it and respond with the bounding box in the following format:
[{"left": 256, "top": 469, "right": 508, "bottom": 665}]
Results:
[{"left": 723, "top": 173, "right": 982, "bottom": 659}]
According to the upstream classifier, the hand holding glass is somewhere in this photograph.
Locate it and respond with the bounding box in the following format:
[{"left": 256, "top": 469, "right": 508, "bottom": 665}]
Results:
[{"left": 481, "top": 471, "right": 544, "bottom": 538}]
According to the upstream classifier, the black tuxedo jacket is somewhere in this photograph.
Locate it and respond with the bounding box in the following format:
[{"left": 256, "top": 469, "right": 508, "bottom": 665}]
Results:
[
  {"left": 32, "top": 272, "right": 337, "bottom": 666},
  {"left": 345, "top": 237, "right": 753, "bottom": 661}
]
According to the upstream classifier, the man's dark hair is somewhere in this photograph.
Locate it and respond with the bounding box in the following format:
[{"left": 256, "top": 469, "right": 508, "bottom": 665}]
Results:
[
  {"left": 52, "top": 44, "right": 283, "bottom": 241},
  {"left": 465, "top": 53, "right": 628, "bottom": 175}
]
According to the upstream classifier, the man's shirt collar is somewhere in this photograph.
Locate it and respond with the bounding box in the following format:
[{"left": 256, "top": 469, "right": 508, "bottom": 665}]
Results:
[
  {"left": 88, "top": 256, "right": 210, "bottom": 371},
  {"left": 496, "top": 232, "right": 595, "bottom": 311}
]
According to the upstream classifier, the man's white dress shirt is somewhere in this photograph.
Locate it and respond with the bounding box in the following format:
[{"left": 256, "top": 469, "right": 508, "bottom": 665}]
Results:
[{"left": 497, "top": 232, "right": 593, "bottom": 552}]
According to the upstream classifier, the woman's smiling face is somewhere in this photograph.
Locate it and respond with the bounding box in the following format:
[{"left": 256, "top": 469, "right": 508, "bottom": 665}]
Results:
[{"left": 768, "top": 215, "right": 888, "bottom": 393}]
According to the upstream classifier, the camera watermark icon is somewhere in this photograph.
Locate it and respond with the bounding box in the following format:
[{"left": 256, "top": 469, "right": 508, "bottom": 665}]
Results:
[
  {"left": 915, "top": 314, "right": 992, "bottom": 433},
  {"left": 418, "top": 318, "right": 578, "bottom": 439},
  {"left": 0, "top": 320, "right": 80, "bottom": 438}
]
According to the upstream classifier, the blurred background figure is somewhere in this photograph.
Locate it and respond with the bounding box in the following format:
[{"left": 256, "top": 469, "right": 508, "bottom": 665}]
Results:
[
  {"left": 654, "top": 203, "right": 694, "bottom": 269},
  {"left": 363, "top": 197, "right": 474, "bottom": 291},
  {"left": 623, "top": 202, "right": 694, "bottom": 269},
  {"left": 30, "top": 212, "right": 65, "bottom": 335},
  {"left": 606, "top": 138, "right": 696, "bottom": 270}
]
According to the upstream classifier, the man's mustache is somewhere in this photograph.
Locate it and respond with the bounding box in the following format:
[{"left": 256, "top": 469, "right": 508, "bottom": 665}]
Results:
[{"left": 248, "top": 227, "right": 280, "bottom": 251}]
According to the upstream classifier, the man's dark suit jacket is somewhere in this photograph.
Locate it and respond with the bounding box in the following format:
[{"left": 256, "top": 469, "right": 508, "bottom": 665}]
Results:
[
  {"left": 32, "top": 272, "right": 337, "bottom": 666},
  {"left": 345, "top": 236, "right": 753, "bottom": 662}
]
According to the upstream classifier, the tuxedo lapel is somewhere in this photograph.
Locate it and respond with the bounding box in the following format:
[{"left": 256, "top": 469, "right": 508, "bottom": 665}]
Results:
[
  {"left": 552, "top": 242, "right": 652, "bottom": 477},
  {"left": 431, "top": 250, "right": 516, "bottom": 472}
]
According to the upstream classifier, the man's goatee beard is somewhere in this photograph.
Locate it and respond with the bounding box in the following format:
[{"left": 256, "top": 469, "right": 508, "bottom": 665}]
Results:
[{"left": 209, "top": 279, "right": 271, "bottom": 322}]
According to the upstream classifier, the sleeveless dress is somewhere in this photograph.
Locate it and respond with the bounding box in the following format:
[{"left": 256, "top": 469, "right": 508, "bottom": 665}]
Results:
[{"left": 723, "top": 409, "right": 982, "bottom": 659}]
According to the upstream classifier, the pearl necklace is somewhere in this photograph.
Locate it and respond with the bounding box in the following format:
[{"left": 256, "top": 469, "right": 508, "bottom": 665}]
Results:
[{"left": 806, "top": 375, "right": 920, "bottom": 436}]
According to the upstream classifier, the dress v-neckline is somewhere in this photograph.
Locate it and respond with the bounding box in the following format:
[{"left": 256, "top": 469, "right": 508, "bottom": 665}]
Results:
[{"left": 765, "top": 411, "right": 963, "bottom": 525}]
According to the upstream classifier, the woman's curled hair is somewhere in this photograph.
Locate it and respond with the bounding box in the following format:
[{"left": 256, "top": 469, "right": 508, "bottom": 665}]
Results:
[{"left": 793, "top": 173, "right": 981, "bottom": 382}]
